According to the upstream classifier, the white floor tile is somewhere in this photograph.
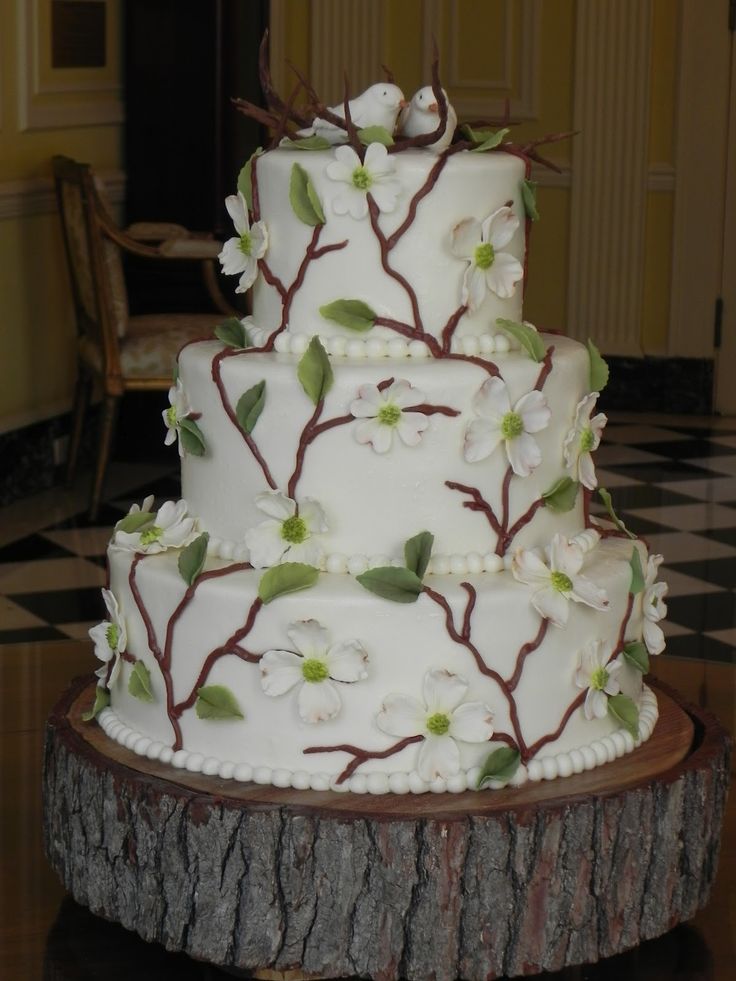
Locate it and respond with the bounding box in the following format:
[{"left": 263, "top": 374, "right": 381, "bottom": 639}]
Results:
[
  {"left": 661, "top": 568, "right": 725, "bottom": 598},
  {"left": 595, "top": 469, "right": 643, "bottom": 489},
  {"left": 664, "top": 476, "right": 736, "bottom": 503},
  {"left": 42, "top": 527, "right": 111, "bottom": 557},
  {"left": 689, "top": 455, "right": 736, "bottom": 476},
  {"left": 641, "top": 532, "right": 736, "bottom": 562},
  {"left": 625, "top": 502, "right": 736, "bottom": 532},
  {"left": 0, "top": 557, "right": 105, "bottom": 595},
  {"left": 0, "top": 595, "right": 47, "bottom": 630},
  {"left": 594, "top": 445, "right": 668, "bottom": 467},
  {"left": 602, "top": 425, "right": 689, "bottom": 445}
]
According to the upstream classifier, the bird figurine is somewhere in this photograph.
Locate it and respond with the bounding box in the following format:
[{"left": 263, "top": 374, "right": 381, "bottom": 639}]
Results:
[
  {"left": 398, "top": 85, "right": 457, "bottom": 152},
  {"left": 298, "top": 82, "right": 407, "bottom": 143}
]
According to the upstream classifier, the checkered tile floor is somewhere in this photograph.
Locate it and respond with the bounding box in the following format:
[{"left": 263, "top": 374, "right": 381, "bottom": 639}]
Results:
[{"left": 2, "top": 417, "right": 736, "bottom": 663}]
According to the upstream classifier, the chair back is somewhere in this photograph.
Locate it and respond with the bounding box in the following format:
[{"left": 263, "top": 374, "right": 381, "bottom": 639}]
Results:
[{"left": 52, "top": 156, "right": 126, "bottom": 384}]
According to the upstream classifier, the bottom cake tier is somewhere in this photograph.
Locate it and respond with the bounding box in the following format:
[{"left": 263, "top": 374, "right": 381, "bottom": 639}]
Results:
[{"left": 96, "top": 531, "right": 659, "bottom": 794}]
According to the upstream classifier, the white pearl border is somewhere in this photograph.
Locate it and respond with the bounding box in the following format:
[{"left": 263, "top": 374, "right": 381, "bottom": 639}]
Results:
[{"left": 97, "top": 685, "right": 658, "bottom": 796}]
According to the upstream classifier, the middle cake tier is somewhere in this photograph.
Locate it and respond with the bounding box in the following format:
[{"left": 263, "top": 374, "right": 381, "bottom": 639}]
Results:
[{"left": 177, "top": 333, "right": 591, "bottom": 561}]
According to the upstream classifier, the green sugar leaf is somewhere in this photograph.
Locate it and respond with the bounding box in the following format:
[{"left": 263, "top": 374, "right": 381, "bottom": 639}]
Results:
[
  {"left": 357, "top": 125, "right": 394, "bottom": 146},
  {"left": 128, "top": 660, "right": 154, "bottom": 703},
  {"left": 477, "top": 746, "right": 521, "bottom": 788},
  {"left": 237, "top": 147, "right": 263, "bottom": 211},
  {"left": 215, "top": 317, "right": 251, "bottom": 349},
  {"left": 319, "top": 299, "right": 377, "bottom": 332},
  {"left": 281, "top": 134, "right": 332, "bottom": 151},
  {"left": 356, "top": 566, "right": 424, "bottom": 603},
  {"left": 623, "top": 641, "right": 650, "bottom": 674},
  {"left": 587, "top": 339, "right": 609, "bottom": 392},
  {"left": 236, "top": 380, "right": 266, "bottom": 434},
  {"left": 179, "top": 417, "right": 206, "bottom": 457},
  {"left": 495, "top": 318, "right": 546, "bottom": 362},
  {"left": 404, "top": 531, "right": 434, "bottom": 580},
  {"left": 297, "top": 336, "right": 333, "bottom": 404},
  {"left": 82, "top": 685, "right": 110, "bottom": 722},
  {"left": 598, "top": 487, "right": 636, "bottom": 539},
  {"left": 195, "top": 685, "right": 244, "bottom": 720},
  {"left": 542, "top": 477, "right": 579, "bottom": 513},
  {"left": 608, "top": 693, "right": 640, "bottom": 740},
  {"left": 178, "top": 532, "right": 209, "bottom": 586},
  {"left": 521, "top": 179, "right": 540, "bottom": 221},
  {"left": 289, "top": 162, "right": 325, "bottom": 226},
  {"left": 464, "top": 125, "right": 510, "bottom": 153},
  {"left": 629, "top": 547, "right": 645, "bottom": 595},
  {"left": 258, "top": 563, "right": 319, "bottom": 604},
  {"left": 115, "top": 510, "right": 156, "bottom": 535}
]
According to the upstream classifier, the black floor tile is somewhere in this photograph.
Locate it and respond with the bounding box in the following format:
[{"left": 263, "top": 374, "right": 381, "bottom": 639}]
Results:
[
  {"left": 604, "top": 461, "right": 718, "bottom": 483},
  {"left": 667, "top": 557, "right": 736, "bottom": 590},
  {"left": 665, "top": 592, "right": 736, "bottom": 632},
  {"left": 656, "top": 424, "right": 736, "bottom": 439},
  {"left": 43, "top": 503, "right": 129, "bottom": 532},
  {"left": 612, "top": 512, "right": 677, "bottom": 536},
  {"left": 0, "top": 534, "right": 75, "bottom": 564},
  {"left": 11, "top": 587, "right": 105, "bottom": 625},
  {"left": 0, "top": 625, "right": 68, "bottom": 643},
  {"left": 660, "top": 632, "right": 735, "bottom": 664},
  {"left": 595, "top": 484, "right": 698, "bottom": 510},
  {"left": 698, "top": 527, "right": 736, "bottom": 548},
  {"left": 631, "top": 438, "right": 736, "bottom": 460}
]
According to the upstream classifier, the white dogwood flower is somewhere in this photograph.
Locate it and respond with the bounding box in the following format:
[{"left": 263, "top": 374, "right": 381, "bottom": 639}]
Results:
[
  {"left": 89, "top": 589, "right": 126, "bottom": 689},
  {"left": 162, "top": 378, "right": 193, "bottom": 457},
  {"left": 245, "top": 491, "right": 328, "bottom": 569},
  {"left": 218, "top": 191, "right": 268, "bottom": 293},
  {"left": 464, "top": 376, "right": 550, "bottom": 477},
  {"left": 112, "top": 499, "right": 198, "bottom": 553},
  {"left": 351, "top": 379, "right": 428, "bottom": 453},
  {"left": 450, "top": 206, "right": 524, "bottom": 310},
  {"left": 326, "top": 142, "right": 402, "bottom": 219},
  {"left": 575, "top": 640, "right": 623, "bottom": 720},
  {"left": 512, "top": 533, "right": 609, "bottom": 627},
  {"left": 260, "top": 619, "right": 368, "bottom": 724},
  {"left": 641, "top": 553, "right": 668, "bottom": 655},
  {"left": 563, "top": 393, "right": 607, "bottom": 490},
  {"left": 376, "top": 669, "right": 494, "bottom": 782}
]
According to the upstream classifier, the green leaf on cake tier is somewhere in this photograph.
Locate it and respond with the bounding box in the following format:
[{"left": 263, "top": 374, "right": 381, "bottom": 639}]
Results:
[
  {"left": 289, "top": 162, "right": 325, "bottom": 226},
  {"left": 623, "top": 640, "right": 650, "bottom": 674},
  {"left": 82, "top": 685, "right": 110, "bottom": 722},
  {"left": 179, "top": 417, "right": 206, "bottom": 457},
  {"left": 404, "top": 531, "right": 434, "bottom": 580},
  {"left": 297, "top": 336, "right": 334, "bottom": 404},
  {"left": 258, "top": 562, "right": 319, "bottom": 604},
  {"left": 587, "top": 339, "right": 609, "bottom": 392},
  {"left": 597, "top": 487, "right": 636, "bottom": 539},
  {"left": 128, "top": 661, "right": 154, "bottom": 703},
  {"left": 115, "top": 509, "right": 156, "bottom": 536},
  {"left": 477, "top": 746, "right": 521, "bottom": 788},
  {"left": 237, "top": 147, "right": 263, "bottom": 212},
  {"left": 463, "top": 125, "right": 510, "bottom": 152},
  {"left": 608, "top": 693, "right": 640, "bottom": 740},
  {"left": 178, "top": 532, "right": 210, "bottom": 586},
  {"left": 495, "top": 318, "right": 546, "bottom": 362},
  {"left": 629, "top": 547, "right": 645, "bottom": 595},
  {"left": 280, "top": 135, "right": 332, "bottom": 151},
  {"left": 357, "top": 125, "right": 394, "bottom": 147},
  {"left": 542, "top": 477, "right": 579, "bottom": 513},
  {"left": 215, "top": 317, "right": 251, "bottom": 349},
  {"left": 319, "top": 299, "right": 377, "bottom": 332},
  {"left": 356, "top": 566, "right": 424, "bottom": 603},
  {"left": 521, "top": 179, "right": 540, "bottom": 221},
  {"left": 195, "top": 685, "right": 244, "bottom": 720},
  {"left": 236, "top": 381, "right": 267, "bottom": 434}
]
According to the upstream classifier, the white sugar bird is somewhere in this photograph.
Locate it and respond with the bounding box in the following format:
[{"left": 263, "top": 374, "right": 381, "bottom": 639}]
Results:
[
  {"left": 298, "top": 82, "right": 407, "bottom": 144},
  {"left": 399, "top": 85, "right": 457, "bottom": 152}
]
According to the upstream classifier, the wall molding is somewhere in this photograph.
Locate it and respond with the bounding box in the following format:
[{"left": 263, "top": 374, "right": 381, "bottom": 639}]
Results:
[
  {"left": 309, "top": 0, "right": 384, "bottom": 104},
  {"left": 0, "top": 170, "right": 125, "bottom": 221}
]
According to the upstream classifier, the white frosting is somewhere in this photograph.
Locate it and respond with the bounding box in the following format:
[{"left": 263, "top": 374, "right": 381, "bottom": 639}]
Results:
[{"left": 264, "top": 327, "right": 519, "bottom": 358}]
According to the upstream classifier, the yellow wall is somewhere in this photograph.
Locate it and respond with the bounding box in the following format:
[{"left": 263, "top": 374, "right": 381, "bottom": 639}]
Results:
[{"left": 0, "top": 0, "right": 123, "bottom": 431}]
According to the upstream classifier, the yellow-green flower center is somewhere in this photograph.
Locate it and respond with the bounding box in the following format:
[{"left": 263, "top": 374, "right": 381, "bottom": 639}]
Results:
[
  {"left": 590, "top": 666, "right": 609, "bottom": 691},
  {"left": 580, "top": 427, "right": 595, "bottom": 453},
  {"left": 239, "top": 231, "right": 253, "bottom": 257},
  {"left": 426, "top": 712, "right": 451, "bottom": 736},
  {"left": 352, "top": 166, "right": 373, "bottom": 191},
  {"left": 474, "top": 242, "right": 495, "bottom": 270},
  {"left": 106, "top": 623, "right": 119, "bottom": 651},
  {"left": 281, "top": 515, "right": 308, "bottom": 545},
  {"left": 500, "top": 411, "right": 524, "bottom": 440},
  {"left": 302, "top": 658, "right": 329, "bottom": 683},
  {"left": 377, "top": 402, "right": 402, "bottom": 427},
  {"left": 166, "top": 406, "right": 178, "bottom": 428},
  {"left": 139, "top": 526, "right": 163, "bottom": 546},
  {"left": 550, "top": 571, "right": 573, "bottom": 593}
]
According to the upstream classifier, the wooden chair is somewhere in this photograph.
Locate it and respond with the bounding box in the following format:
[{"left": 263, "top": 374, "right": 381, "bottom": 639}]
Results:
[{"left": 52, "top": 155, "right": 237, "bottom": 519}]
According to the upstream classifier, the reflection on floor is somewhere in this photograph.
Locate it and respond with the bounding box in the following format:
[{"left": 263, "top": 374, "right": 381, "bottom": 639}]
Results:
[{"left": 1, "top": 414, "right": 736, "bottom": 663}]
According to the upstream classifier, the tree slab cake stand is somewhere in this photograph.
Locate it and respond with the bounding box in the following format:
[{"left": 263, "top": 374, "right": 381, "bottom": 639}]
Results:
[{"left": 43, "top": 676, "right": 730, "bottom": 981}]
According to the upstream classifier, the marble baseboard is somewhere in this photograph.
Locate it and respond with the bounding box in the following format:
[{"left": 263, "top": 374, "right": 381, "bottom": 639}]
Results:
[{"left": 601, "top": 357, "right": 714, "bottom": 415}]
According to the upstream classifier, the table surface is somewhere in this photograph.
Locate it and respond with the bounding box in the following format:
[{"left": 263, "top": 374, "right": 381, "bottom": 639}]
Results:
[{"left": 1, "top": 639, "right": 733, "bottom": 981}]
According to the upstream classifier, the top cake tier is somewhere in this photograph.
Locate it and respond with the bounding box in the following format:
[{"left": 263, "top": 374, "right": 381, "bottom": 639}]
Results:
[{"left": 249, "top": 146, "right": 527, "bottom": 343}]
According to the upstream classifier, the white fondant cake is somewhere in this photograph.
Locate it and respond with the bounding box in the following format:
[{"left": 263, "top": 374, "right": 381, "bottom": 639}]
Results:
[{"left": 88, "top": 82, "right": 668, "bottom": 794}]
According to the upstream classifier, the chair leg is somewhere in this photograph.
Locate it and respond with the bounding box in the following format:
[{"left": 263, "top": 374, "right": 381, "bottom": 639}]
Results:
[
  {"left": 89, "top": 394, "right": 120, "bottom": 522},
  {"left": 66, "top": 369, "right": 92, "bottom": 485}
]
